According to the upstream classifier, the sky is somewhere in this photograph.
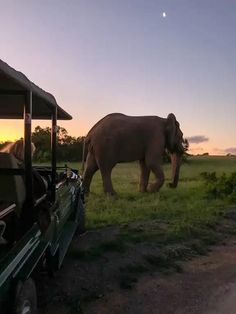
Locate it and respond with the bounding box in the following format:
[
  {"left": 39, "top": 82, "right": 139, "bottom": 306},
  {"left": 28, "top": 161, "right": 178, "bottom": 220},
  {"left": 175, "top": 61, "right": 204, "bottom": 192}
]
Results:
[{"left": 0, "top": 0, "right": 235, "bottom": 155}]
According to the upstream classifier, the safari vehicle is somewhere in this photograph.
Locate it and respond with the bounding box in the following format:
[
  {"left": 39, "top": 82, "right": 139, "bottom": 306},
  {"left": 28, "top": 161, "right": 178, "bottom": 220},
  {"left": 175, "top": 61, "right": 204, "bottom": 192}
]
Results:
[{"left": 0, "top": 59, "right": 85, "bottom": 314}]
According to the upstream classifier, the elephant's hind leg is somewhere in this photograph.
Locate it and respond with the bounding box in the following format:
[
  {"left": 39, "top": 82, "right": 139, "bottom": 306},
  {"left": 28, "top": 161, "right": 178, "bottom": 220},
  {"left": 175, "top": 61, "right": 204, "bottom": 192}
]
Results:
[
  {"left": 146, "top": 159, "right": 165, "bottom": 192},
  {"left": 139, "top": 160, "right": 150, "bottom": 192},
  {"left": 99, "top": 166, "right": 116, "bottom": 196},
  {"left": 82, "top": 152, "right": 99, "bottom": 194}
]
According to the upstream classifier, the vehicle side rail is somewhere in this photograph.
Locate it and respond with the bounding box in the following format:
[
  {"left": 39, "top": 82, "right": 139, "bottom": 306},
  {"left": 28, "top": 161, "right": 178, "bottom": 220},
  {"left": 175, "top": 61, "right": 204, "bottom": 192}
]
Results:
[
  {"left": 0, "top": 203, "right": 16, "bottom": 219},
  {"left": 34, "top": 194, "right": 47, "bottom": 207}
]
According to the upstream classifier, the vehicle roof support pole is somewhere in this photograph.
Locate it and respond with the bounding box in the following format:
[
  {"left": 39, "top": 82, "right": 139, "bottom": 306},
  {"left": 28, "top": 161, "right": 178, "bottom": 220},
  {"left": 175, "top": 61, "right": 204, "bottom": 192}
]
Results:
[
  {"left": 23, "top": 91, "right": 34, "bottom": 223},
  {"left": 51, "top": 106, "right": 57, "bottom": 203}
]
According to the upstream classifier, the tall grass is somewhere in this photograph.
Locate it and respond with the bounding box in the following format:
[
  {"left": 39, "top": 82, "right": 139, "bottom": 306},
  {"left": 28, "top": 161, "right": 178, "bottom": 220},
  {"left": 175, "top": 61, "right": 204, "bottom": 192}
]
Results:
[{"left": 66, "top": 156, "right": 236, "bottom": 234}]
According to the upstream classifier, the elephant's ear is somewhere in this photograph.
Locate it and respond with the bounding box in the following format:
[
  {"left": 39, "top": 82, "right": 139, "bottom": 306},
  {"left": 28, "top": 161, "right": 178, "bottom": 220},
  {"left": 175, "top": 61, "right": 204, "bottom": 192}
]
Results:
[{"left": 166, "top": 113, "right": 177, "bottom": 152}]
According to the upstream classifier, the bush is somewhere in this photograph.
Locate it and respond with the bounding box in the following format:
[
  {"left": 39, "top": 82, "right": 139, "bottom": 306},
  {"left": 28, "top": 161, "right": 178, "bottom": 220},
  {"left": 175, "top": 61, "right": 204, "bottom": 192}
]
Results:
[{"left": 201, "top": 171, "right": 236, "bottom": 200}]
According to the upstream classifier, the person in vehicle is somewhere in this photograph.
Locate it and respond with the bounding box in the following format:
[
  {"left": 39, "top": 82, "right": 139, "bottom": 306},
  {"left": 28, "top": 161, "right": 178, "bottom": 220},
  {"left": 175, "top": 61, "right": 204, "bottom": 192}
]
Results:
[
  {"left": 0, "top": 139, "right": 35, "bottom": 164},
  {"left": 0, "top": 139, "right": 47, "bottom": 201}
]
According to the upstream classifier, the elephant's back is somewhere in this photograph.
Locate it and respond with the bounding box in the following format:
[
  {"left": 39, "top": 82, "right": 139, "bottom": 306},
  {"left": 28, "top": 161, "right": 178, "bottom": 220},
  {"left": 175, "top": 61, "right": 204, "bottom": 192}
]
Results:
[
  {"left": 87, "top": 113, "right": 163, "bottom": 138},
  {"left": 87, "top": 113, "right": 125, "bottom": 136},
  {"left": 86, "top": 113, "right": 164, "bottom": 151},
  {"left": 85, "top": 113, "right": 166, "bottom": 162}
]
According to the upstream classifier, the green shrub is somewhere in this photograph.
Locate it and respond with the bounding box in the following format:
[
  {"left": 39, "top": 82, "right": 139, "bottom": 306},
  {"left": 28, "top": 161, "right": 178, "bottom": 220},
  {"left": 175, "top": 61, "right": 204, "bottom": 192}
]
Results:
[{"left": 201, "top": 171, "right": 236, "bottom": 200}]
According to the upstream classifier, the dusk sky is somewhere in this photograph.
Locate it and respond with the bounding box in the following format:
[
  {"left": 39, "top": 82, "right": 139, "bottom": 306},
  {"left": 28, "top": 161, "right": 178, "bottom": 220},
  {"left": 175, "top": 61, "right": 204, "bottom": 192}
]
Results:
[{"left": 0, "top": 0, "right": 235, "bottom": 155}]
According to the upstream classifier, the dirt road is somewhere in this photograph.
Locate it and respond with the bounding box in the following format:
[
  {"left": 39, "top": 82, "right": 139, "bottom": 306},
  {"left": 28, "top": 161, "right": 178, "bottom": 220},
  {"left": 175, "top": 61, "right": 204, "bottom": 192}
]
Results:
[{"left": 38, "top": 231, "right": 236, "bottom": 314}]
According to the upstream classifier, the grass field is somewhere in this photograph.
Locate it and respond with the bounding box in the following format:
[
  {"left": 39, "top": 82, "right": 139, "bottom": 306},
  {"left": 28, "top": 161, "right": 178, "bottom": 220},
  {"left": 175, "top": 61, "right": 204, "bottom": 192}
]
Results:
[
  {"left": 65, "top": 156, "right": 236, "bottom": 245},
  {"left": 62, "top": 156, "right": 236, "bottom": 284}
]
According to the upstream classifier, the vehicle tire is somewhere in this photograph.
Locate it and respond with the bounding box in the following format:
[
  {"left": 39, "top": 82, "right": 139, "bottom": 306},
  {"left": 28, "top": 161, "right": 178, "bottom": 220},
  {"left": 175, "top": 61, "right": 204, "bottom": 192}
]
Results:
[
  {"left": 12, "top": 278, "right": 37, "bottom": 314},
  {"left": 76, "top": 197, "right": 86, "bottom": 235}
]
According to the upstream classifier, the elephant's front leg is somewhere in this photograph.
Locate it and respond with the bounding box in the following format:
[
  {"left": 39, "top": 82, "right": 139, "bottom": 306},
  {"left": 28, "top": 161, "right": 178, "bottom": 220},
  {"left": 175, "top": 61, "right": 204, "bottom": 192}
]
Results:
[
  {"left": 148, "top": 163, "right": 165, "bottom": 192},
  {"left": 139, "top": 160, "right": 150, "bottom": 192}
]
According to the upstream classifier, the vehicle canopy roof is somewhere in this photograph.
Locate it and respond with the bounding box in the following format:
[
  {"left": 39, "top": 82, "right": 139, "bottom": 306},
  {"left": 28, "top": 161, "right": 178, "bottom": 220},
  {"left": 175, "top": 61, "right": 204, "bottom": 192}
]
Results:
[{"left": 0, "top": 59, "right": 72, "bottom": 120}]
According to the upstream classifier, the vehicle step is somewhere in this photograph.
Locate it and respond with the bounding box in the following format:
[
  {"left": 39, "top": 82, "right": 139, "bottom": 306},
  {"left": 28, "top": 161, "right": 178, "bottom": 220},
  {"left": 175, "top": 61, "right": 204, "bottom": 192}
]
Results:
[
  {"left": 13, "top": 240, "right": 49, "bottom": 280},
  {"left": 58, "top": 221, "right": 77, "bottom": 268}
]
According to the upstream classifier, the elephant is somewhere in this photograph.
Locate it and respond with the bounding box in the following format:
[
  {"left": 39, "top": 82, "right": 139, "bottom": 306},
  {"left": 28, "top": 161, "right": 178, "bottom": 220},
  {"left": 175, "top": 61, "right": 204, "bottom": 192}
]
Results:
[{"left": 82, "top": 113, "right": 185, "bottom": 195}]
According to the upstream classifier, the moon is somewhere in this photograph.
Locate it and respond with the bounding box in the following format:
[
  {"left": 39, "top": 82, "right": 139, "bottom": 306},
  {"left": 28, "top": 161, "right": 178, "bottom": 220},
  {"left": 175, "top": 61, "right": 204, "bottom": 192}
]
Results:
[{"left": 162, "top": 12, "right": 166, "bottom": 18}]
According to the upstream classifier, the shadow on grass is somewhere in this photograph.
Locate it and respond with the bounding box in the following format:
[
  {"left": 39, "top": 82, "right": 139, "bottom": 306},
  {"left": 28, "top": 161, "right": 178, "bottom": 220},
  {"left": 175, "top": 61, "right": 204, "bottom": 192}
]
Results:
[{"left": 69, "top": 238, "right": 127, "bottom": 261}]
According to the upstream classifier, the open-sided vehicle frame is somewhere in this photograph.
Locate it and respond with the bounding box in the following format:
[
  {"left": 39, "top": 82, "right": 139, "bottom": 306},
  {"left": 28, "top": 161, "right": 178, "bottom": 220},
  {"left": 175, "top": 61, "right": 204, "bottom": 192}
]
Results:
[{"left": 0, "top": 59, "right": 84, "bottom": 314}]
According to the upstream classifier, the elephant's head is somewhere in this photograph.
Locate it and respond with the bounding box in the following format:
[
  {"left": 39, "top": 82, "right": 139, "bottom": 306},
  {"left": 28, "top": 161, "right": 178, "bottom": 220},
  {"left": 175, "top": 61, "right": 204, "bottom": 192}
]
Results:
[{"left": 165, "top": 113, "right": 185, "bottom": 188}]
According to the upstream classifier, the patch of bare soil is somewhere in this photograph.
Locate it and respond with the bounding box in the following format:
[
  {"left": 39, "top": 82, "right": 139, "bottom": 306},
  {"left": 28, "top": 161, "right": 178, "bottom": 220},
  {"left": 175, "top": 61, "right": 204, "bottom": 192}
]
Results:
[{"left": 37, "top": 222, "right": 236, "bottom": 314}]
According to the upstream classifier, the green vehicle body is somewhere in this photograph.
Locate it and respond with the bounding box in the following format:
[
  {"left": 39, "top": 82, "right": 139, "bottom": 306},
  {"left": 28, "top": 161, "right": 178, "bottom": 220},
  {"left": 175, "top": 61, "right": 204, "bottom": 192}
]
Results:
[
  {"left": 0, "top": 59, "right": 85, "bottom": 313},
  {"left": 0, "top": 173, "right": 83, "bottom": 312}
]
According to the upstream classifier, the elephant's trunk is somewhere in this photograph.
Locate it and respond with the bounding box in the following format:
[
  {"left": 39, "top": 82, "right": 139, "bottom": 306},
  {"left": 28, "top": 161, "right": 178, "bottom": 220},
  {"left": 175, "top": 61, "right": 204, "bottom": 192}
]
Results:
[{"left": 169, "top": 153, "right": 182, "bottom": 188}]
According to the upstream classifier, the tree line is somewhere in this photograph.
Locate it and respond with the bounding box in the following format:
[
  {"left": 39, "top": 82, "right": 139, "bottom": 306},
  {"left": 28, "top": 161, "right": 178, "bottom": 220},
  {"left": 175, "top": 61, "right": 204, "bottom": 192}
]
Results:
[
  {"left": 0, "top": 126, "right": 85, "bottom": 163},
  {"left": 31, "top": 126, "right": 85, "bottom": 162}
]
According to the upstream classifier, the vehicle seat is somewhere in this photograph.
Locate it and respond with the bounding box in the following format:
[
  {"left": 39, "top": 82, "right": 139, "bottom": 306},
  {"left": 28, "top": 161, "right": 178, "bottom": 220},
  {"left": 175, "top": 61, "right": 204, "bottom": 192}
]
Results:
[{"left": 0, "top": 152, "right": 26, "bottom": 216}]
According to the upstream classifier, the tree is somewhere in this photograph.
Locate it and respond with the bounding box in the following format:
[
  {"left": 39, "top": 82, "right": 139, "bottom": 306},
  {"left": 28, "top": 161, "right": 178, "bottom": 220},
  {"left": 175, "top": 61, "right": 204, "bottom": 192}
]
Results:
[{"left": 32, "top": 126, "right": 51, "bottom": 162}]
